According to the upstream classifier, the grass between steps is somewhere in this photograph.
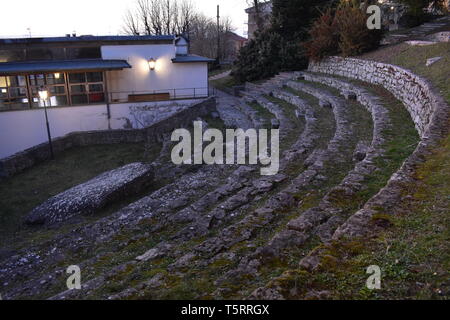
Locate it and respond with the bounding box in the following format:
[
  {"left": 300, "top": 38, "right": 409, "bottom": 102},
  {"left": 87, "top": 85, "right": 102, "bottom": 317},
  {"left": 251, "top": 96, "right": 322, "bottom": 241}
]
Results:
[
  {"left": 274, "top": 132, "right": 449, "bottom": 300},
  {"left": 280, "top": 43, "right": 449, "bottom": 299},
  {"left": 247, "top": 101, "right": 276, "bottom": 128},
  {"left": 283, "top": 86, "right": 336, "bottom": 151},
  {"left": 264, "top": 95, "right": 305, "bottom": 150},
  {"left": 259, "top": 76, "right": 450, "bottom": 299},
  {"left": 160, "top": 81, "right": 377, "bottom": 299}
]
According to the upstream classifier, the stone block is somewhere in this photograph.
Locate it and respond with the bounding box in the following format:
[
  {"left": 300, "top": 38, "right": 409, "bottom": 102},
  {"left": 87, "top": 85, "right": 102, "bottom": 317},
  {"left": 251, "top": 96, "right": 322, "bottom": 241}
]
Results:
[{"left": 25, "top": 162, "right": 154, "bottom": 225}]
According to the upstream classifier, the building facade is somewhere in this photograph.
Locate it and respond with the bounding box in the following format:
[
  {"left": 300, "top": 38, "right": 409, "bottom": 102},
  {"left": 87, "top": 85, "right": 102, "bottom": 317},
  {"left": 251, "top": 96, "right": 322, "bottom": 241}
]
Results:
[
  {"left": 0, "top": 35, "right": 213, "bottom": 158},
  {"left": 223, "top": 32, "right": 248, "bottom": 62},
  {"left": 245, "top": 1, "right": 273, "bottom": 40}
]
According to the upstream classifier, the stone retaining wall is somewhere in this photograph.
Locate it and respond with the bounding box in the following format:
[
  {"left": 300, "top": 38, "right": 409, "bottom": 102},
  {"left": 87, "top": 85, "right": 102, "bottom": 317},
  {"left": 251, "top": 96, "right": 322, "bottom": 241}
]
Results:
[
  {"left": 309, "top": 56, "right": 447, "bottom": 138},
  {"left": 0, "top": 97, "right": 216, "bottom": 179}
]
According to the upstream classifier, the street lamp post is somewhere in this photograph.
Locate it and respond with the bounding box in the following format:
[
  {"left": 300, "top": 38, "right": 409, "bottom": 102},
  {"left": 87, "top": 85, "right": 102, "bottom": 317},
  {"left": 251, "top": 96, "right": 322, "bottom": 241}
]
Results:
[{"left": 38, "top": 87, "right": 54, "bottom": 160}]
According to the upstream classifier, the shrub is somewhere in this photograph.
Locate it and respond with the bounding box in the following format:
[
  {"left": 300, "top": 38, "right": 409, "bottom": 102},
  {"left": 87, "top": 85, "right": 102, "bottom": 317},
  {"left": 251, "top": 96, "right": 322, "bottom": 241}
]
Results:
[
  {"left": 303, "top": 8, "right": 339, "bottom": 62},
  {"left": 304, "top": 3, "right": 383, "bottom": 60},
  {"left": 335, "top": 4, "right": 382, "bottom": 57}
]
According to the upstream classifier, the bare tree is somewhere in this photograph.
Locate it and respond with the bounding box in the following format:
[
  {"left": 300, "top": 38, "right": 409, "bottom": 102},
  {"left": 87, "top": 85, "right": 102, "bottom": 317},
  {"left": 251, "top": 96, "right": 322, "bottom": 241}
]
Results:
[
  {"left": 189, "top": 14, "right": 235, "bottom": 60},
  {"left": 122, "top": 8, "right": 141, "bottom": 35},
  {"left": 123, "top": 0, "right": 196, "bottom": 36},
  {"left": 122, "top": 0, "right": 236, "bottom": 60}
]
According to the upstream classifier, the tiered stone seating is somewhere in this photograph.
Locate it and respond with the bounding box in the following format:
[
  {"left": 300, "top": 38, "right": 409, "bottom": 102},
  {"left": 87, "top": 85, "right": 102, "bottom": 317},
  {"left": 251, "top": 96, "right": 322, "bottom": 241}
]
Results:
[{"left": 2, "top": 57, "right": 442, "bottom": 300}]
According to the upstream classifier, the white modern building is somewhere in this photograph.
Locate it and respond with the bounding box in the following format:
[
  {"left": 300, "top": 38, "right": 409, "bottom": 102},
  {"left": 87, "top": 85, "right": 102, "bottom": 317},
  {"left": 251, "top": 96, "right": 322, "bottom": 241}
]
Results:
[{"left": 0, "top": 35, "right": 214, "bottom": 158}]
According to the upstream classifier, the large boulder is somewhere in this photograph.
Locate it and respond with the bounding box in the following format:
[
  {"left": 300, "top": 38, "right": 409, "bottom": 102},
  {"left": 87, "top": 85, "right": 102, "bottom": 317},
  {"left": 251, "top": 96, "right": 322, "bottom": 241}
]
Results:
[{"left": 25, "top": 162, "right": 154, "bottom": 226}]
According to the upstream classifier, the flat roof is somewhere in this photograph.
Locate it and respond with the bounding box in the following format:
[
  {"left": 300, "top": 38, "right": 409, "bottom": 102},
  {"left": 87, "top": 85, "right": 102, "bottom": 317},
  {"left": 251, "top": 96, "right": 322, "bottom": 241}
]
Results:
[
  {"left": 0, "top": 35, "right": 175, "bottom": 45},
  {"left": 0, "top": 35, "right": 177, "bottom": 49},
  {"left": 172, "top": 55, "right": 215, "bottom": 64},
  {"left": 0, "top": 59, "right": 131, "bottom": 75}
]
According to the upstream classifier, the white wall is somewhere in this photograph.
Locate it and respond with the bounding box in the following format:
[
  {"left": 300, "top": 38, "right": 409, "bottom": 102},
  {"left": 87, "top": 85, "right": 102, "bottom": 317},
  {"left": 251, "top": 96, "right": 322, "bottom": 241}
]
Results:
[
  {"left": 0, "top": 100, "right": 196, "bottom": 158},
  {"left": 101, "top": 44, "right": 209, "bottom": 101}
]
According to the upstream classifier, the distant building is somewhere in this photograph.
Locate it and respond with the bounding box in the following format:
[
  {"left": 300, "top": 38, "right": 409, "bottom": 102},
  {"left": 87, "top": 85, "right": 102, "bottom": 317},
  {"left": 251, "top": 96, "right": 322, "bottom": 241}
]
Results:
[
  {"left": 377, "top": 1, "right": 408, "bottom": 31},
  {"left": 245, "top": 1, "right": 273, "bottom": 40},
  {"left": 223, "top": 32, "right": 248, "bottom": 62}
]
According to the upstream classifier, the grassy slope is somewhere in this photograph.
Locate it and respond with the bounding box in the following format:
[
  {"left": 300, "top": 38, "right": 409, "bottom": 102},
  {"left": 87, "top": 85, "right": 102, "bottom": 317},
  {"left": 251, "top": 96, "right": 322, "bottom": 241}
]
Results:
[
  {"left": 209, "top": 75, "right": 239, "bottom": 93},
  {"left": 291, "top": 133, "right": 449, "bottom": 300},
  {"left": 290, "top": 42, "right": 450, "bottom": 299},
  {"left": 208, "top": 65, "right": 232, "bottom": 78}
]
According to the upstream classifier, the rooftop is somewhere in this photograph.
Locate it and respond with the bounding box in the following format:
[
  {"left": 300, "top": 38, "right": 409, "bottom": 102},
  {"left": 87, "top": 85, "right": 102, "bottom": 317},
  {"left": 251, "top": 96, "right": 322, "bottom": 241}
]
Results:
[
  {"left": 0, "top": 59, "right": 131, "bottom": 75},
  {"left": 0, "top": 35, "right": 177, "bottom": 48},
  {"left": 171, "top": 54, "right": 215, "bottom": 63}
]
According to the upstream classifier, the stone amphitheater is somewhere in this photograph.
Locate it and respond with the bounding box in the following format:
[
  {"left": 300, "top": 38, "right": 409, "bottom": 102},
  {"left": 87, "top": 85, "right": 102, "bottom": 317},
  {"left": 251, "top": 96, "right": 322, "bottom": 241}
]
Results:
[{"left": 0, "top": 54, "right": 448, "bottom": 300}]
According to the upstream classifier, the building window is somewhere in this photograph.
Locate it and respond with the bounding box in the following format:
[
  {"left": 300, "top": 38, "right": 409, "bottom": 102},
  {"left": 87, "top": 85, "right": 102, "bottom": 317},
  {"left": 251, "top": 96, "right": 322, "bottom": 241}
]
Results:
[
  {"left": 0, "top": 75, "right": 29, "bottom": 111},
  {"left": 0, "top": 47, "right": 101, "bottom": 63},
  {"left": 0, "top": 50, "right": 26, "bottom": 63},
  {"left": 66, "top": 47, "right": 101, "bottom": 60},
  {"left": 69, "top": 72, "right": 105, "bottom": 105},
  {"left": 0, "top": 71, "right": 106, "bottom": 111},
  {"left": 29, "top": 73, "right": 68, "bottom": 107}
]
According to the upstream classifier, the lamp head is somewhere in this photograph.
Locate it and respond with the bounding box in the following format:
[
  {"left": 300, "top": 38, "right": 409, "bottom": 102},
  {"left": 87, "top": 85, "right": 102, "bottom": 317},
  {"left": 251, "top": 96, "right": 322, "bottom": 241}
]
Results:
[
  {"left": 38, "top": 87, "right": 48, "bottom": 100},
  {"left": 148, "top": 58, "right": 156, "bottom": 71}
]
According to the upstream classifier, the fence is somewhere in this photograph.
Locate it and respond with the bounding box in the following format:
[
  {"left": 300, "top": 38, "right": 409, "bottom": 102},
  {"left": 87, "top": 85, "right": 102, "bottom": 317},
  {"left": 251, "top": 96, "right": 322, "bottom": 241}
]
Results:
[{"left": 108, "top": 87, "right": 215, "bottom": 103}]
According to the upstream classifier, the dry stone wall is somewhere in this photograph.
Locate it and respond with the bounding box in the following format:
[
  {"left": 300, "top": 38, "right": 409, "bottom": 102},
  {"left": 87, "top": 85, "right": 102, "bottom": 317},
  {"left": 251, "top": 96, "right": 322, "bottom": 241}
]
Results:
[{"left": 309, "top": 56, "right": 446, "bottom": 138}]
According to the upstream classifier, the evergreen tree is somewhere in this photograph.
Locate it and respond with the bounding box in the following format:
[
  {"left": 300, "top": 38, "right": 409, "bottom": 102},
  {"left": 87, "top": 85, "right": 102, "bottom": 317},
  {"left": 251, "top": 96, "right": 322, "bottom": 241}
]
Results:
[{"left": 233, "top": 0, "right": 333, "bottom": 82}]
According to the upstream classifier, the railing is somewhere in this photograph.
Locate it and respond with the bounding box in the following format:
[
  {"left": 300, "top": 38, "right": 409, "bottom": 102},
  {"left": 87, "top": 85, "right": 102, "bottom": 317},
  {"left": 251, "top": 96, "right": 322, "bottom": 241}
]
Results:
[
  {"left": 0, "top": 87, "right": 217, "bottom": 112},
  {"left": 108, "top": 87, "right": 215, "bottom": 104}
]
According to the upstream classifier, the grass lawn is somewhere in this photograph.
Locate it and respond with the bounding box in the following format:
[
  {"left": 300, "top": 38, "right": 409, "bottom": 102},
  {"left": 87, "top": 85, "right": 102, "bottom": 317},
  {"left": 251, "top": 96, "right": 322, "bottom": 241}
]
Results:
[
  {"left": 208, "top": 65, "right": 232, "bottom": 78},
  {"left": 0, "top": 142, "right": 160, "bottom": 247},
  {"left": 209, "top": 75, "right": 240, "bottom": 93}
]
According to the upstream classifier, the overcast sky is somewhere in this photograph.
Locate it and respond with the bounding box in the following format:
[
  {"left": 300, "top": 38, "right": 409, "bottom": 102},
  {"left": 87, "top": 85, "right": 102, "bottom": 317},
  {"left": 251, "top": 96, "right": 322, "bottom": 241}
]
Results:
[{"left": 0, "top": 0, "right": 249, "bottom": 38}]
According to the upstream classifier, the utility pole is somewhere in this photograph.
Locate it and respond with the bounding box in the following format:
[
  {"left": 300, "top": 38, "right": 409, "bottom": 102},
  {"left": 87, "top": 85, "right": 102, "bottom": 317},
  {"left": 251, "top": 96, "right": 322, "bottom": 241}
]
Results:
[{"left": 216, "top": 4, "right": 221, "bottom": 63}]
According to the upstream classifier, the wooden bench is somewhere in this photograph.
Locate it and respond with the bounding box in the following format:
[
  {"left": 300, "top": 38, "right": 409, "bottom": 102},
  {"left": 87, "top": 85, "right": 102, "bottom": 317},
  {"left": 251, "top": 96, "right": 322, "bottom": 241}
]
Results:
[{"left": 128, "top": 92, "right": 171, "bottom": 102}]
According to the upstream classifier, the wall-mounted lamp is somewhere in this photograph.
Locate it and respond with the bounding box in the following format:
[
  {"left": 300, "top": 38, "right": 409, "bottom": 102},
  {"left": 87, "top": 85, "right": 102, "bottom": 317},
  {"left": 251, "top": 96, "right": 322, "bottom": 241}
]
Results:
[
  {"left": 1, "top": 88, "right": 7, "bottom": 93},
  {"left": 54, "top": 72, "right": 61, "bottom": 79},
  {"left": 148, "top": 58, "right": 156, "bottom": 71}
]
